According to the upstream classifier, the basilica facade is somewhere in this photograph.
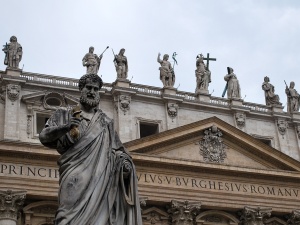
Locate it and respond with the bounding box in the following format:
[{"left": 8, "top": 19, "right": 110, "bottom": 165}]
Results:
[{"left": 0, "top": 39, "right": 300, "bottom": 225}]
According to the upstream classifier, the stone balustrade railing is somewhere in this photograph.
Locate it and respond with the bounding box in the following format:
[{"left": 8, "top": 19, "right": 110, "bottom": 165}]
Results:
[{"left": 14, "top": 72, "right": 273, "bottom": 114}]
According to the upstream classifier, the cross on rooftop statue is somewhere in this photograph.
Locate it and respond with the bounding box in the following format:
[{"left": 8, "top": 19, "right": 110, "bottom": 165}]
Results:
[{"left": 203, "top": 53, "right": 216, "bottom": 70}]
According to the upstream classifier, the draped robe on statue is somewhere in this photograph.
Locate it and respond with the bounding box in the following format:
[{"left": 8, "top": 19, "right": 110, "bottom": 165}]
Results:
[{"left": 42, "top": 108, "right": 142, "bottom": 225}]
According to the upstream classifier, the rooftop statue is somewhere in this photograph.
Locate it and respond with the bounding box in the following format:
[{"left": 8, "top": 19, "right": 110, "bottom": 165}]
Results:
[
  {"left": 113, "top": 48, "right": 128, "bottom": 79},
  {"left": 195, "top": 54, "right": 211, "bottom": 93},
  {"left": 2, "top": 36, "right": 22, "bottom": 68},
  {"left": 223, "top": 67, "right": 241, "bottom": 99},
  {"left": 262, "top": 76, "right": 281, "bottom": 106},
  {"left": 82, "top": 46, "right": 102, "bottom": 74},
  {"left": 285, "top": 81, "right": 300, "bottom": 113},
  {"left": 157, "top": 52, "right": 175, "bottom": 87},
  {"left": 39, "top": 74, "right": 142, "bottom": 225}
]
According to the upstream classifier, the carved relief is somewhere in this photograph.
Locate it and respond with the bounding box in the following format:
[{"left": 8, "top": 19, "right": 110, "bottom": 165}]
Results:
[
  {"left": 119, "top": 95, "right": 131, "bottom": 115},
  {"left": 235, "top": 112, "right": 245, "bottom": 129},
  {"left": 7, "top": 84, "right": 20, "bottom": 101},
  {"left": 142, "top": 207, "right": 169, "bottom": 225},
  {"left": 0, "top": 189, "right": 26, "bottom": 221},
  {"left": 198, "top": 125, "right": 227, "bottom": 163},
  {"left": 287, "top": 210, "right": 300, "bottom": 225},
  {"left": 277, "top": 119, "right": 289, "bottom": 136},
  {"left": 240, "top": 206, "right": 272, "bottom": 225},
  {"left": 167, "top": 103, "right": 178, "bottom": 118},
  {"left": 265, "top": 217, "right": 287, "bottom": 225},
  {"left": 168, "top": 200, "right": 201, "bottom": 225},
  {"left": 196, "top": 210, "right": 239, "bottom": 225}
]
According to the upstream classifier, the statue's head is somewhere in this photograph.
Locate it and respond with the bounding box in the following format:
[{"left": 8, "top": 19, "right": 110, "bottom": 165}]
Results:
[
  {"left": 89, "top": 46, "right": 94, "bottom": 53},
  {"left": 290, "top": 81, "right": 295, "bottom": 88},
  {"left": 119, "top": 48, "right": 125, "bottom": 55},
  {"left": 79, "top": 74, "right": 103, "bottom": 108},
  {"left": 163, "top": 54, "right": 169, "bottom": 60},
  {"left": 264, "top": 76, "right": 269, "bottom": 82},
  {"left": 10, "top": 36, "right": 17, "bottom": 42}
]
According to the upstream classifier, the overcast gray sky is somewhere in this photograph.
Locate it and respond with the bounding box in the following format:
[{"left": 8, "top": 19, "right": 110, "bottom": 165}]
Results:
[{"left": 1, "top": 0, "right": 300, "bottom": 108}]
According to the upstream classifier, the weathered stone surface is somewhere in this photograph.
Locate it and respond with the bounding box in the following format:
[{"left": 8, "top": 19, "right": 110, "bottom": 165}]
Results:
[
  {"left": 286, "top": 81, "right": 300, "bottom": 113},
  {"left": 240, "top": 206, "right": 272, "bottom": 225},
  {"left": 157, "top": 53, "right": 175, "bottom": 87},
  {"left": 262, "top": 76, "right": 282, "bottom": 106},
  {"left": 2, "top": 36, "right": 22, "bottom": 69}
]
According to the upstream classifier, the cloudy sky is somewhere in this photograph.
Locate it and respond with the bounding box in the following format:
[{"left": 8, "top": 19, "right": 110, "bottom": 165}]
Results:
[{"left": 1, "top": 0, "right": 300, "bottom": 108}]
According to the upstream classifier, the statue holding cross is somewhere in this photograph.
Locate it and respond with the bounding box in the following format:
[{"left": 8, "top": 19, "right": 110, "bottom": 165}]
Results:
[{"left": 195, "top": 53, "right": 216, "bottom": 93}]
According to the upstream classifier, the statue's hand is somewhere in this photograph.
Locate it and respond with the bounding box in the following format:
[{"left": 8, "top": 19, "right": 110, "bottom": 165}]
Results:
[
  {"left": 123, "top": 163, "right": 132, "bottom": 179},
  {"left": 68, "top": 117, "right": 81, "bottom": 130}
]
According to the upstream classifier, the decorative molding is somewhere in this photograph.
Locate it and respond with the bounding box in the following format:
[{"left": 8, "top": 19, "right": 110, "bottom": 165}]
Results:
[
  {"left": 240, "top": 206, "right": 272, "bottom": 225},
  {"left": 167, "top": 103, "right": 178, "bottom": 119},
  {"left": 296, "top": 126, "right": 300, "bottom": 139},
  {"left": 142, "top": 207, "right": 169, "bottom": 225},
  {"left": 7, "top": 84, "right": 20, "bottom": 102},
  {"left": 196, "top": 210, "right": 239, "bottom": 225},
  {"left": 198, "top": 125, "right": 227, "bottom": 163},
  {"left": 235, "top": 112, "right": 246, "bottom": 129},
  {"left": 287, "top": 210, "right": 300, "bottom": 225},
  {"left": 277, "top": 119, "right": 289, "bottom": 136},
  {"left": 0, "top": 189, "right": 26, "bottom": 221},
  {"left": 168, "top": 200, "right": 201, "bottom": 225},
  {"left": 265, "top": 217, "right": 287, "bottom": 225},
  {"left": 119, "top": 95, "right": 131, "bottom": 115}
]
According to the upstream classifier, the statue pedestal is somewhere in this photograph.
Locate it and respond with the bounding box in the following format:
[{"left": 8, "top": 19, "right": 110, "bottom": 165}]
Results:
[
  {"left": 271, "top": 105, "right": 284, "bottom": 113},
  {"left": 114, "top": 78, "right": 130, "bottom": 88},
  {"left": 230, "top": 98, "right": 243, "bottom": 106},
  {"left": 5, "top": 67, "right": 22, "bottom": 77},
  {"left": 163, "top": 87, "right": 176, "bottom": 95},
  {"left": 196, "top": 90, "right": 210, "bottom": 102},
  {"left": 292, "top": 112, "right": 300, "bottom": 122}
]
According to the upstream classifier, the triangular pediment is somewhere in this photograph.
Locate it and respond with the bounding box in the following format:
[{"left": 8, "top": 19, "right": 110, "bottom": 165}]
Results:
[{"left": 125, "top": 117, "right": 300, "bottom": 172}]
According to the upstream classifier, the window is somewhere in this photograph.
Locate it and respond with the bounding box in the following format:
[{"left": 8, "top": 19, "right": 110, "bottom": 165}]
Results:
[
  {"left": 36, "top": 113, "right": 50, "bottom": 135},
  {"left": 140, "top": 122, "right": 159, "bottom": 138},
  {"left": 251, "top": 134, "right": 273, "bottom": 147},
  {"left": 136, "top": 117, "right": 162, "bottom": 139}
]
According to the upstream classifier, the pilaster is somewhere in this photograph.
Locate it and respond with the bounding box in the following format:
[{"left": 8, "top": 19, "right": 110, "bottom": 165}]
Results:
[
  {"left": 240, "top": 206, "right": 272, "bottom": 225},
  {"left": 168, "top": 200, "right": 201, "bottom": 225}
]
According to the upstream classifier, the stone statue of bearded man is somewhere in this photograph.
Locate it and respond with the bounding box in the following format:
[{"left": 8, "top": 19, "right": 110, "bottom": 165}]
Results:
[{"left": 39, "top": 74, "right": 142, "bottom": 225}]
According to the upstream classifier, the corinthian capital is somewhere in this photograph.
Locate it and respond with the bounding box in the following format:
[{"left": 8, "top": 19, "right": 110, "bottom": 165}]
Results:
[
  {"left": 168, "top": 200, "right": 201, "bottom": 225},
  {"left": 240, "top": 206, "right": 272, "bottom": 225},
  {"left": 0, "top": 189, "right": 26, "bottom": 221}
]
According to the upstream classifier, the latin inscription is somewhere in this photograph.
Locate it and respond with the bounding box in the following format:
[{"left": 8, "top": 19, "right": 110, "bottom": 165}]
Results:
[
  {"left": 137, "top": 172, "right": 300, "bottom": 199},
  {"left": 0, "top": 162, "right": 299, "bottom": 199}
]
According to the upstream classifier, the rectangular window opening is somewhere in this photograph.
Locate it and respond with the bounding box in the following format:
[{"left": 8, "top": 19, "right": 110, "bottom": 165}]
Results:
[
  {"left": 139, "top": 122, "right": 159, "bottom": 138},
  {"left": 36, "top": 114, "right": 50, "bottom": 135}
]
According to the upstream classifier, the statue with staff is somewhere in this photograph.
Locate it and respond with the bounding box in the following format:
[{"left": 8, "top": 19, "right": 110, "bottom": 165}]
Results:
[
  {"left": 112, "top": 48, "right": 128, "bottom": 79},
  {"left": 82, "top": 46, "right": 109, "bottom": 74},
  {"left": 2, "top": 36, "right": 23, "bottom": 68},
  {"left": 222, "top": 67, "right": 241, "bottom": 99},
  {"left": 285, "top": 80, "right": 300, "bottom": 113},
  {"left": 157, "top": 52, "right": 176, "bottom": 87}
]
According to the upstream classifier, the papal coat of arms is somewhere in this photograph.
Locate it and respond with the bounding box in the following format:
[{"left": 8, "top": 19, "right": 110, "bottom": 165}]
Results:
[{"left": 198, "top": 125, "right": 227, "bottom": 163}]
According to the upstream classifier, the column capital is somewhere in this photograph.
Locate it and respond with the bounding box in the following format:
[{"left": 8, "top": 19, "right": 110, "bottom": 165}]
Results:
[
  {"left": 0, "top": 190, "right": 26, "bottom": 221},
  {"left": 168, "top": 200, "right": 201, "bottom": 225},
  {"left": 240, "top": 206, "right": 272, "bottom": 225}
]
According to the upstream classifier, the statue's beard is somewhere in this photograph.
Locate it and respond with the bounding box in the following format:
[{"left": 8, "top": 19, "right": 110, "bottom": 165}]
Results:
[{"left": 80, "top": 94, "right": 100, "bottom": 108}]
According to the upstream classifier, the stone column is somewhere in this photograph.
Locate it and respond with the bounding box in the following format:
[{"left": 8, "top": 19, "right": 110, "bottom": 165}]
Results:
[
  {"left": 240, "top": 206, "right": 272, "bottom": 225},
  {"left": 168, "top": 200, "right": 201, "bottom": 225},
  {"left": 0, "top": 190, "right": 26, "bottom": 225}
]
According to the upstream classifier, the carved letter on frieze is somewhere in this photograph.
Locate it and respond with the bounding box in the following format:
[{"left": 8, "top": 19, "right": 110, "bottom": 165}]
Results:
[
  {"left": 119, "top": 95, "right": 131, "bottom": 115},
  {"left": 235, "top": 112, "right": 246, "bottom": 129},
  {"left": 287, "top": 210, "right": 300, "bottom": 225},
  {"left": 168, "top": 200, "right": 201, "bottom": 225},
  {"left": 0, "top": 189, "right": 26, "bottom": 221},
  {"left": 7, "top": 84, "right": 20, "bottom": 102},
  {"left": 277, "top": 119, "right": 289, "bottom": 136},
  {"left": 198, "top": 125, "right": 227, "bottom": 163},
  {"left": 167, "top": 103, "right": 178, "bottom": 119},
  {"left": 240, "top": 206, "right": 272, "bottom": 225}
]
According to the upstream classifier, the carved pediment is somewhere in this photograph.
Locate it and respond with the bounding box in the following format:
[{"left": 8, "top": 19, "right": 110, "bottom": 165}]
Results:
[
  {"left": 125, "top": 117, "right": 300, "bottom": 172},
  {"left": 265, "top": 217, "right": 287, "bottom": 225},
  {"left": 22, "top": 91, "right": 79, "bottom": 109},
  {"left": 196, "top": 210, "right": 239, "bottom": 225},
  {"left": 142, "top": 207, "right": 169, "bottom": 225}
]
